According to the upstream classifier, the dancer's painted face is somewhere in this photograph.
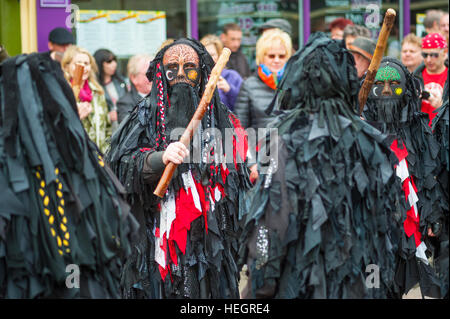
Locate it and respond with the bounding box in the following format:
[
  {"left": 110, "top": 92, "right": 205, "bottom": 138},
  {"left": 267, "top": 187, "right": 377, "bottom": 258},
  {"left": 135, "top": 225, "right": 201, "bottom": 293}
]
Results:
[
  {"left": 370, "top": 62, "right": 406, "bottom": 100},
  {"left": 163, "top": 44, "right": 200, "bottom": 87}
]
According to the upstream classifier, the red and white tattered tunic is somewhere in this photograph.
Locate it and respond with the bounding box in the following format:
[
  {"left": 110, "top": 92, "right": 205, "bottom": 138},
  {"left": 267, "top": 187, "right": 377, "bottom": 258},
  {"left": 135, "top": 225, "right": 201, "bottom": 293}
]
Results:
[{"left": 390, "top": 139, "right": 429, "bottom": 263}]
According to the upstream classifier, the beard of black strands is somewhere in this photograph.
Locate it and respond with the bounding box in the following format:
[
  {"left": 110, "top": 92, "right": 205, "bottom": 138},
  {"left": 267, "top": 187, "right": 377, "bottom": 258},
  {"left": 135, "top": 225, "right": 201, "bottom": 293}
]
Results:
[
  {"left": 166, "top": 82, "right": 200, "bottom": 143},
  {"left": 365, "top": 98, "right": 409, "bottom": 134}
]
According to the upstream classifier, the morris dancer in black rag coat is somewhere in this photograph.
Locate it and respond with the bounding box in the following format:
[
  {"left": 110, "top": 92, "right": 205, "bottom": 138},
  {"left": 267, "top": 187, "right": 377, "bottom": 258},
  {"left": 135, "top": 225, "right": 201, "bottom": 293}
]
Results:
[
  {"left": 106, "top": 38, "right": 251, "bottom": 299},
  {"left": 0, "top": 53, "right": 138, "bottom": 298},
  {"left": 238, "top": 33, "right": 406, "bottom": 299},
  {"left": 364, "top": 57, "right": 445, "bottom": 298},
  {"left": 430, "top": 80, "right": 449, "bottom": 299}
]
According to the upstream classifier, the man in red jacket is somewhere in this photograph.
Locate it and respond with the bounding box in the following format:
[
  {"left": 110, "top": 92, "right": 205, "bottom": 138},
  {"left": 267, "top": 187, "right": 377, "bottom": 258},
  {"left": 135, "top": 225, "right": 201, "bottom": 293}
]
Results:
[{"left": 414, "top": 33, "right": 448, "bottom": 126}]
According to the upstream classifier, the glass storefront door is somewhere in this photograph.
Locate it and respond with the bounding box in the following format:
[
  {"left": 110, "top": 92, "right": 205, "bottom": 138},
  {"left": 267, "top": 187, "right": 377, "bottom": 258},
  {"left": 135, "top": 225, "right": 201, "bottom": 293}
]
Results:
[{"left": 197, "top": 0, "right": 300, "bottom": 73}]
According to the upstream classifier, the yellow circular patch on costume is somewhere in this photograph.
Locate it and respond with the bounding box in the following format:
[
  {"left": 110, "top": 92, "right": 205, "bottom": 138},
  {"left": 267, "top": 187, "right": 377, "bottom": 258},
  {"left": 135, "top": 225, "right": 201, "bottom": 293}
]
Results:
[
  {"left": 50, "top": 228, "right": 56, "bottom": 237},
  {"left": 60, "top": 223, "right": 67, "bottom": 232},
  {"left": 39, "top": 189, "right": 45, "bottom": 197},
  {"left": 65, "top": 232, "right": 70, "bottom": 240},
  {"left": 187, "top": 69, "right": 198, "bottom": 81},
  {"left": 57, "top": 236, "right": 62, "bottom": 247},
  {"left": 43, "top": 196, "right": 49, "bottom": 206},
  {"left": 55, "top": 167, "right": 59, "bottom": 175},
  {"left": 44, "top": 208, "right": 50, "bottom": 216},
  {"left": 58, "top": 206, "right": 64, "bottom": 215},
  {"left": 49, "top": 215, "right": 54, "bottom": 225},
  {"left": 395, "top": 87, "right": 403, "bottom": 95}
]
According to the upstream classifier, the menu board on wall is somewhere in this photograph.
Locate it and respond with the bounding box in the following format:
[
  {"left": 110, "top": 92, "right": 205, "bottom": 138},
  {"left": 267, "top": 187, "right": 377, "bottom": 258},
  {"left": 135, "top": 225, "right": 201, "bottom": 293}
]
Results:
[{"left": 75, "top": 10, "right": 166, "bottom": 57}]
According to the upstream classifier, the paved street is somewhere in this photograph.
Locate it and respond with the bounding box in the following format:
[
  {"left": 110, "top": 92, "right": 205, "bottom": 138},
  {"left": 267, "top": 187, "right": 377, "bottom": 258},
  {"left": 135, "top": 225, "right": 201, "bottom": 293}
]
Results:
[{"left": 239, "top": 265, "right": 435, "bottom": 299}]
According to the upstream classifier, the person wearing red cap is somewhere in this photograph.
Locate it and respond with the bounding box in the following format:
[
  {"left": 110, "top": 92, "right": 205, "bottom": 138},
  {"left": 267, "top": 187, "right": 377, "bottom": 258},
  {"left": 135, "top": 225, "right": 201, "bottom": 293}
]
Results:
[
  {"left": 414, "top": 33, "right": 448, "bottom": 126},
  {"left": 329, "top": 17, "right": 354, "bottom": 40}
]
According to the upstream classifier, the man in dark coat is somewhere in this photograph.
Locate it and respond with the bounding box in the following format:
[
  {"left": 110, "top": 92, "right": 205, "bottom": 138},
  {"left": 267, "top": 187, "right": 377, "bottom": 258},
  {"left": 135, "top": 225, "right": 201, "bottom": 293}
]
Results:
[
  {"left": 47, "top": 27, "right": 75, "bottom": 63},
  {"left": 106, "top": 38, "right": 251, "bottom": 299},
  {"left": 220, "top": 23, "right": 251, "bottom": 79},
  {"left": 117, "top": 54, "right": 153, "bottom": 123},
  {"left": 238, "top": 33, "right": 405, "bottom": 299}
]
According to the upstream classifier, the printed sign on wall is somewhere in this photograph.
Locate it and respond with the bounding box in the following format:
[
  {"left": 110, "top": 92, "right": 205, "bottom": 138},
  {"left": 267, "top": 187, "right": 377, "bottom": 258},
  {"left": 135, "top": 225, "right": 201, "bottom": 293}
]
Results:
[{"left": 76, "top": 10, "right": 166, "bottom": 57}]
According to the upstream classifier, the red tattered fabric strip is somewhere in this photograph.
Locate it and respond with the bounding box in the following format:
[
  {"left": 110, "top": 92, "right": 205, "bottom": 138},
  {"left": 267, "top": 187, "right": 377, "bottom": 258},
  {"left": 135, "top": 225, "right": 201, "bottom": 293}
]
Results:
[
  {"left": 171, "top": 185, "right": 203, "bottom": 255},
  {"left": 228, "top": 113, "right": 248, "bottom": 166},
  {"left": 390, "top": 139, "right": 422, "bottom": 249},
  {"left": 155, "top": 227, "right": 169, "bottom": 280},
  {"left": 390, "top": 138, "right": 408, "bottom": 162}
]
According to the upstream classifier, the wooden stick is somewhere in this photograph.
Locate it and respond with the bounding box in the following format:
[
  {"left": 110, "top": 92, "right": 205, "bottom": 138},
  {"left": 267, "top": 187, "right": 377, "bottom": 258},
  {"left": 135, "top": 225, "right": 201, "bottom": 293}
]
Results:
[
  {"left": 71, "top": 63, "right": 84, "bottom": 101},
  {"left": 153, "top": 47, "right": 232, "bottom": 198},
  {"left": 358, "top": 8, "right": 396, "bottom": 115}
]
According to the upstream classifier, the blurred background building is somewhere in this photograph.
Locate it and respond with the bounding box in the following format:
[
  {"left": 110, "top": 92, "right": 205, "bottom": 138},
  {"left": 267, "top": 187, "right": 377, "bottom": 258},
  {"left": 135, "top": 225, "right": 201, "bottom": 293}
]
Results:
[{"left": 1, "top": 0, "right": 448, "bottom": 69}]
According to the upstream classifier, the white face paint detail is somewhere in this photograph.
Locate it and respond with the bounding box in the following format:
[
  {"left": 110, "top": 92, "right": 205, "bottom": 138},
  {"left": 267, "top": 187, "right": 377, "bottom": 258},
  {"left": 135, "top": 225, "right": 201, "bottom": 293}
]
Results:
[{"left": 372, "top": 86, "right": 378, "bottom": 97}]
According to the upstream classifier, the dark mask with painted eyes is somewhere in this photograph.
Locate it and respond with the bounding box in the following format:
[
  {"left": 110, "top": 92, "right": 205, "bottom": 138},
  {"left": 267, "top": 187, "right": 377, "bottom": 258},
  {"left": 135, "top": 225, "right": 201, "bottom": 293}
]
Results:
[
  {"left": 162, "top": 44, "right": 201, "bottom": 87},
  {"left": 369, "top": 62, "right": 407, "bottom": 101},
  {"left": 366, "top": 61, "right": 409, "bottom": 125}
]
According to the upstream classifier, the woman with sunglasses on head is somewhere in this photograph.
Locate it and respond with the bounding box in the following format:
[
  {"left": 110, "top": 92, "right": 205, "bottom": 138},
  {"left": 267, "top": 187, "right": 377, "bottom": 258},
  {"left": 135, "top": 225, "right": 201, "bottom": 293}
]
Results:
[
  {"left": 234, "top": 28, "right": 292, "bottom": 183},
  {"left": 94, "top": 49, "right": 129, "bottom": 131},
  {"left": 61, "top": 46, "right": 112, "bottom": 153}
]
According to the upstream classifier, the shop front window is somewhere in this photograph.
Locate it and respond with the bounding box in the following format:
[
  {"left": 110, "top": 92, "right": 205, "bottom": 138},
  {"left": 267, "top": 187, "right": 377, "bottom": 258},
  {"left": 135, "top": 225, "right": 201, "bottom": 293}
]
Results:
[
  {"left": 409, "top": 0, "right": 448, "bottom": 37},
  {"left": 310, "top": 0, "right": 401, "bottom": 58},
  {"left": 197, "top": 0, "right": 299, "bottom": 73}
]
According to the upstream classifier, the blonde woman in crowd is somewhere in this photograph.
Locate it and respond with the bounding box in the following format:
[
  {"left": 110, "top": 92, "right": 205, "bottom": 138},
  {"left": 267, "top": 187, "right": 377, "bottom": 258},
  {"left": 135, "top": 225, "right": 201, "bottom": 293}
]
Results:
[
  {"left": 234, "top": 28, "right": 292, "bottom": 183},
  {"left": 234, "top": 28, "right": 292, "bottom": 130},
  {"left": 401, "top": 33, "right": 424, "bottom": 73},
  {"left": 61, "top": 46, "right": 112, "bottom": 153}
]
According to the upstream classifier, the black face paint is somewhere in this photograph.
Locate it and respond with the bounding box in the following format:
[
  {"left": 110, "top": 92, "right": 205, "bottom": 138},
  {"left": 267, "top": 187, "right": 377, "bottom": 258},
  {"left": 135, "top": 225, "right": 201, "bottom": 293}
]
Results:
[
  {"left": 162, "top": 44, "right": 201, "bottom": 87},
  {"left": 164, "top": 64, "right": 200, "bottom": 86},
  {"left": 366, "top": 61, "right": 410, "bottom": 125}
]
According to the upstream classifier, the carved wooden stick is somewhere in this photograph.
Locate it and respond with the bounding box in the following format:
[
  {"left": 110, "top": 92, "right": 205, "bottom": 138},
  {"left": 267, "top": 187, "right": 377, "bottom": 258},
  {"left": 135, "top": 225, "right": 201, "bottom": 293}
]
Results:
[
  {"left": 71, "top": 63, "right": 84, "bottom": 101},
  {"left": 358, "top": 8, "right": 396, "bottom": 115},
  {"left": 153, "top": 47, "right": 232, "bottom": 198}
]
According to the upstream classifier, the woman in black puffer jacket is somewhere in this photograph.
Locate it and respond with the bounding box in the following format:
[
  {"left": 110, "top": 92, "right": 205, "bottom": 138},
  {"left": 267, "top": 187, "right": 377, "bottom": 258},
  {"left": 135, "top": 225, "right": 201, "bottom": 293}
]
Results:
[
  {"left": 234, "top": 29, "right": 292, "bottom": 131},
  {"left": 234, "top": 29, "right": 292, "bottom": 182}
]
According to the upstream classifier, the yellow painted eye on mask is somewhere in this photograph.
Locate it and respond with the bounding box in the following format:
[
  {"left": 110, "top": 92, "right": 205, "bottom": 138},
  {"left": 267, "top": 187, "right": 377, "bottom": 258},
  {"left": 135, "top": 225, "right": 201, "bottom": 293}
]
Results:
[
  {"left": 187, "top": 69, "right": 198, "bottom": 81},
  {"left": 395, "top": 87, "right": 403, "bottom": 96}
]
